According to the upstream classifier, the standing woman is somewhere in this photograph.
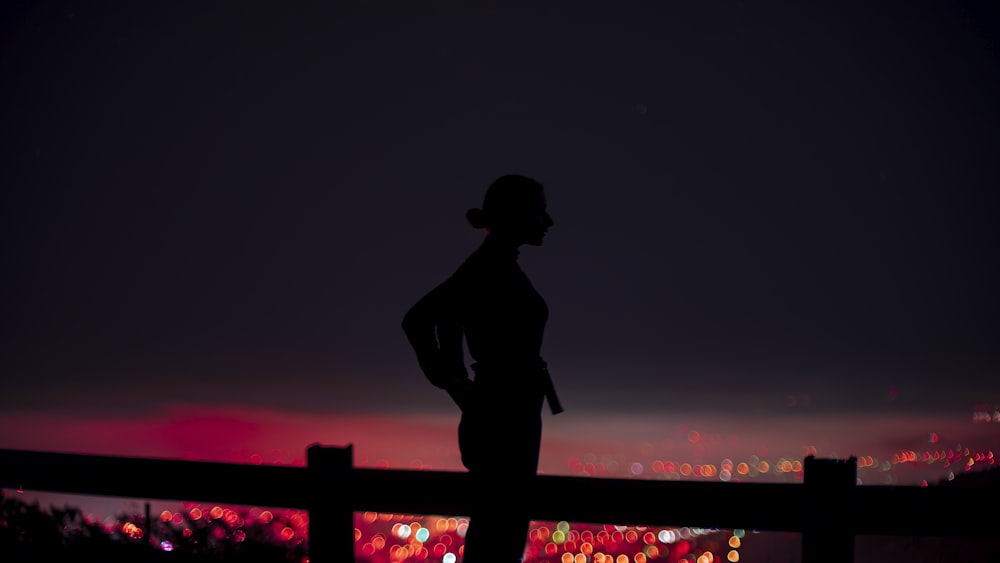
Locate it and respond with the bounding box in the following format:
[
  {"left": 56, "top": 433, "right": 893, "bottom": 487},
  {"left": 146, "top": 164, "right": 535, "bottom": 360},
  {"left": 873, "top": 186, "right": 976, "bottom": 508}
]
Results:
[{"left": 402, "top": 174, "right": 562, "bottom": 563}]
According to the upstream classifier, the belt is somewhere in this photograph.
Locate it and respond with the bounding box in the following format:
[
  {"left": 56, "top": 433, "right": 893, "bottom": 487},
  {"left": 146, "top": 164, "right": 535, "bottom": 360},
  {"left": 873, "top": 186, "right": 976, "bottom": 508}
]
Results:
[{"left": 469, "top": 359, "right": 564, "bottom": 416}]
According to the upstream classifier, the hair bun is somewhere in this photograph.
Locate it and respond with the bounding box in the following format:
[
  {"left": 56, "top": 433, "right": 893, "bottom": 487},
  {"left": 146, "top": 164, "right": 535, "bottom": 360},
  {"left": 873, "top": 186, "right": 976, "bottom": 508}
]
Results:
[{"left": 466, "top": 207, "right": 488, "bottom": 229}]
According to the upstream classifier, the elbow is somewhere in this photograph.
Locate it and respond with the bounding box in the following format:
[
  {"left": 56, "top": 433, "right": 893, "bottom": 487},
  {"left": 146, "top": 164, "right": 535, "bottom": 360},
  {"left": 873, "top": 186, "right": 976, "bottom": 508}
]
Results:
[{"left": 401, "top": 308, "right": 420, "bottom": 336}]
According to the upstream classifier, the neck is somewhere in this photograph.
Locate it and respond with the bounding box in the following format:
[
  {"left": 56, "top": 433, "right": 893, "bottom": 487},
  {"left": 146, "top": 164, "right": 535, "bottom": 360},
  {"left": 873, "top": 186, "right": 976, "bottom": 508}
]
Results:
[{"left": 483, "top": 232, "right": 522, "bottom": 254}]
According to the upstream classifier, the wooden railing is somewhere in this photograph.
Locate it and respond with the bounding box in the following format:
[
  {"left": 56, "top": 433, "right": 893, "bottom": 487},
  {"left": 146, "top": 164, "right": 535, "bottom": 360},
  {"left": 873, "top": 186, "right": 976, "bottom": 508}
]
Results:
[{"left": 0, "top": 445, "right": 993, "bottom": 563}]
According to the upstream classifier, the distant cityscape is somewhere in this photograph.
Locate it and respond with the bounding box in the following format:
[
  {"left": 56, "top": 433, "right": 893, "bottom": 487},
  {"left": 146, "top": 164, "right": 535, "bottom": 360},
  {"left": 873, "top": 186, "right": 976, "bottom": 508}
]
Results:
[
  {"left": 3, "top": 404, "right": 998, "bottom": 562},
  {"left": 3, "top": 432, "right": 997, "bottom": 563},
  {"left": 972, "top": 406, "right": 1000, "bottom": 424}
]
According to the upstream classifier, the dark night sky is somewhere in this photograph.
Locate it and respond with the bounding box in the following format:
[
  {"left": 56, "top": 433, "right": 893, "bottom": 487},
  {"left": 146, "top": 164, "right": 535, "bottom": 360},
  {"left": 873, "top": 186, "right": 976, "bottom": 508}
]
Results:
[{"left": 2, "top": 0, "right": 998, "bottom": 421}]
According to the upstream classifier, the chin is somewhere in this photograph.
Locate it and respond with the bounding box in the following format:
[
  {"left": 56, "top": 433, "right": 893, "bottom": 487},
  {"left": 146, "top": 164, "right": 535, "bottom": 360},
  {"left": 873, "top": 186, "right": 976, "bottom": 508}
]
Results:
[{"left": 523, "top": 231, "right": 548, "bottom": 246}]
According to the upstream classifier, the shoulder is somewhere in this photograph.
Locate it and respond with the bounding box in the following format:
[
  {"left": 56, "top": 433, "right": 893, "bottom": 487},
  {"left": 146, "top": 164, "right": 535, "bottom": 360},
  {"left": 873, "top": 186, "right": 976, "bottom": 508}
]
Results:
[{"left": 458, "top": 246, "right": 509, "bottom": 276}]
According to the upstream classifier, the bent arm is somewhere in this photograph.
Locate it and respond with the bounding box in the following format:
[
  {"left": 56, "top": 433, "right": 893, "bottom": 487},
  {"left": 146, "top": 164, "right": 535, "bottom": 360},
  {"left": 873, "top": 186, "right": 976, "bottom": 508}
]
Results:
[{"left": 401, "top": 275, "right": 470, "bottom": 392}]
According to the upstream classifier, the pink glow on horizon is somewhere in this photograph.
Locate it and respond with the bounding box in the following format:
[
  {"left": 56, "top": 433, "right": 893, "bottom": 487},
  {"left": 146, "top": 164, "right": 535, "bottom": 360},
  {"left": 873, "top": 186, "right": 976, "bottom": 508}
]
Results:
[
  {"left": 2, "top": 403, "right": 997, "bottom": 483},
  {"left": 3, "top": 402, "right": 998, "bottom": 525},
  {"left": 0, "top": 404, "right": 467, "bottom": 470}
]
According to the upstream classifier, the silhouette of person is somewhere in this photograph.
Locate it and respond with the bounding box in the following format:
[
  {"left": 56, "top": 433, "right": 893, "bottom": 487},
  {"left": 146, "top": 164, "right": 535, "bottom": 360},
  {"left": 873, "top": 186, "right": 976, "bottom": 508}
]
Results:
[{"left": 402, "top": 174, "right": 562, "bottom": 563}]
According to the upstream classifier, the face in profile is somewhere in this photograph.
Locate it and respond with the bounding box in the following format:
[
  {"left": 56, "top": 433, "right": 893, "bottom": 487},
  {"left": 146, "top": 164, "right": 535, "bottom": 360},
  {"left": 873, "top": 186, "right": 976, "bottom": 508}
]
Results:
[
  {"left": 481, "top": 176, "right": 554, "bottom": 246},
  {"left": 517, "top": 192, "right": 554, "bottom": 247}
]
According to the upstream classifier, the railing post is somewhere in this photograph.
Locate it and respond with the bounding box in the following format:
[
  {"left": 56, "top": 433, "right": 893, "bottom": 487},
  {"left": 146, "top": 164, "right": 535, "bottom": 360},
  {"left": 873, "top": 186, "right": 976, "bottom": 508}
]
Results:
[
  {"left": 802, "top": 455, "right": 857, "bottom": 563},
  {"left": 145, "top": 501, "right": 153, "bottom": 552},
  {"left": 307, "top": 443, "right": 355, "bottom": 563}
]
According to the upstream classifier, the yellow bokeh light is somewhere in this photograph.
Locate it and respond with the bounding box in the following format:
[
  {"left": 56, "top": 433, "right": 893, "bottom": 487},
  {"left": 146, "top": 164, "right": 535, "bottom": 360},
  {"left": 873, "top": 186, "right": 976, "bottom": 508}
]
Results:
[
  {"left": 562, "top": 553, "right": 574, "bottom": 563},
  {"left": 729, "top": 535, "right": 741, "bottom": 548},
  {"left": 728, "top": 549, "right": 740, "bottom": 562},
  {"left": 122, "top": 522, "right": 142, "bottom": 538},
  {"left": 225, "top": 509, "right": 241, "bottom": 527},
  {"left": 736, "top": 462, "right": 749, "bottom": 475}
]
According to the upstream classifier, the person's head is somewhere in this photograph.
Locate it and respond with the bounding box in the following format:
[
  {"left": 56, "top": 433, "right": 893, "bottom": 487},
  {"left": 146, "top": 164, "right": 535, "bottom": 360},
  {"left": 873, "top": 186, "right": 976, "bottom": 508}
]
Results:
[{"left": 466, "top": 174, "right": 554, "bottom": 246}]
